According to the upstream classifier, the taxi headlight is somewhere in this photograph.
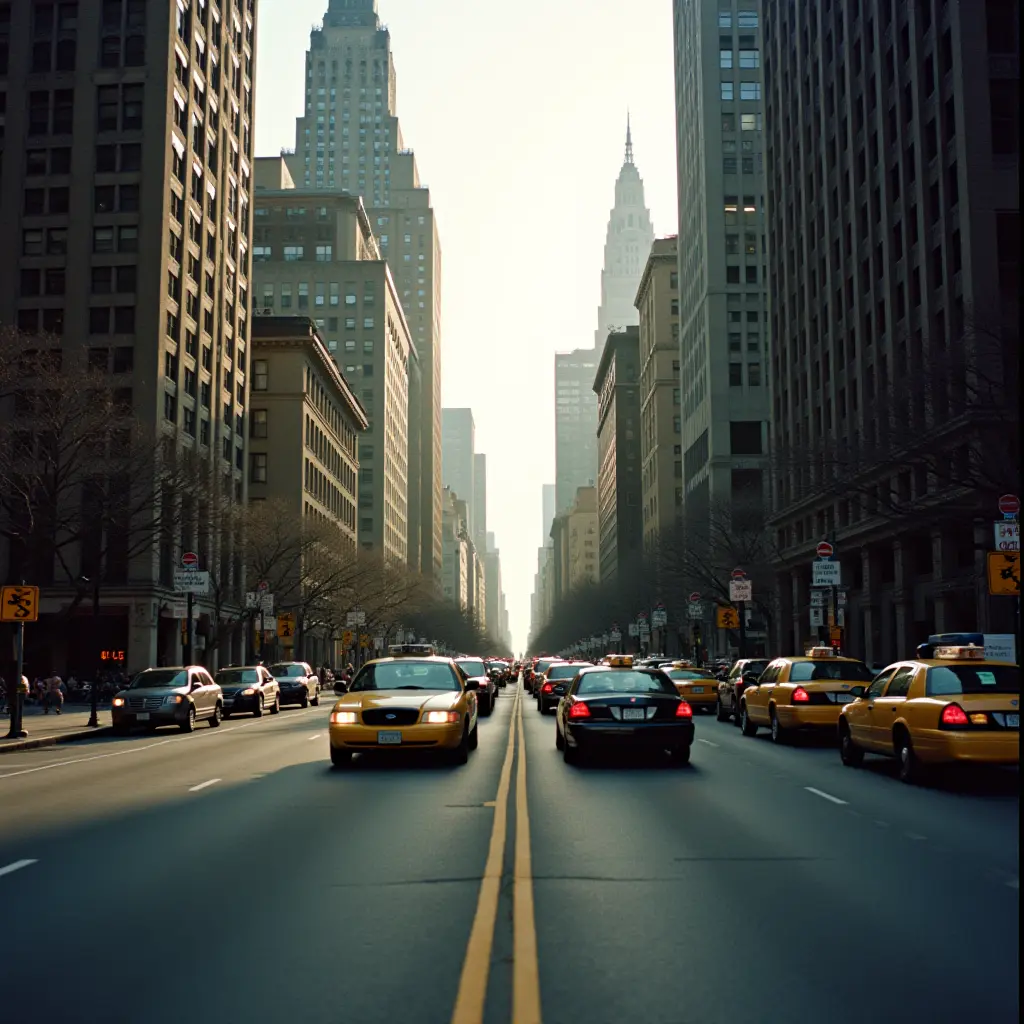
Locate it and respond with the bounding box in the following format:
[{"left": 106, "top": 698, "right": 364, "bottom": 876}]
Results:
[
  {"left": 112, "top": 697, "right": 125, "bottom": 708},
  {"left": 422, "top": 711, "right": 459, "bottom": 724},
  {"left": 241, "top": 687, "right": 256, "bottom": 696},
  {"left": 330, "top": 710, "right": 359, "bottom": 725}
]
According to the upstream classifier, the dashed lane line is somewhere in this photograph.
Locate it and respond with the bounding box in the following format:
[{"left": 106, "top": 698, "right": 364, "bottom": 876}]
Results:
[
  {"left": 188, "top": 778, "right": 221, "bottom": 792},
  {"left": 696, "top": 738, "right": 720, "bottom": 747},
  {"left": 0, "top": 859, "right": 37, "bottom": 878},
  {"left": 805, "top": 786, "right": 849, "bottom": 806}
]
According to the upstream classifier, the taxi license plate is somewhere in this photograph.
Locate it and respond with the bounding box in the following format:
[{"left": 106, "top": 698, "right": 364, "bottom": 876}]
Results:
[
  {"left": 621, "top": 708, "right": 645, "bottom": 721},
  {"left": 690, "top": 686, "right": 705, "bottom": 694},
  {"left": 377, "top": 731, "right": 402, "bottom": 745},
  {"left": 136, "top": 713, "right": 150, "bottom": 721},
  {"left": 835, "top": 693, "right": 854, "bottom": 704},
  {"left": 1007, "top": 714, "right": 1020, "bottom": 729}
]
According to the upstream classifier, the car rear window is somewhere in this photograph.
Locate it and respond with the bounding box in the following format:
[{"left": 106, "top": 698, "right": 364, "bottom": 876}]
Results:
[
  {"left": 269, "top": 664, "right": 305, "bottom": 677},
  {"left": 667, "top": 669, "right": 711, "bottom": 680},
  {"left": 548, "top": 664, "right": 587, "bottom": 680},
  {"left": 456, "top": 659, "right": 486, "bottom": 677},
  {"left": 216, "top": 669, "right": 259, "bottom": 684},
  {"left": 576, "top": 670, "right": 676, "bottom": 696},
  {"left": 789, "top": 660, "right": 874, "bottom": 682},
  {"left": 926, "top": 665, "right": 1019, "bottom": 696}
]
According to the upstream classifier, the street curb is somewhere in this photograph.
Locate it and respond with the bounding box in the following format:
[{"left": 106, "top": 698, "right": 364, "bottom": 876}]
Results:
[{"left": 0, "top": 726, "right": 113, "bottom": 754}]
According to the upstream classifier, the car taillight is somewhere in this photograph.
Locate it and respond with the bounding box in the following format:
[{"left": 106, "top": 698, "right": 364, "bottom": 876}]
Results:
[
  {"left": 675, "top": 701, "right": 693, "bottom": 718},
  {"left": 792, "top": 686, "right": 810, "bottom": 703},
  {"left": 941, "top": 703, "right": 969, "bottom": 727},
  {"left": 568, "top": 701, "right": 591, "bottom": 719},
  {"left": 542, "top": 682, "right": 553, "bottom": 693}
]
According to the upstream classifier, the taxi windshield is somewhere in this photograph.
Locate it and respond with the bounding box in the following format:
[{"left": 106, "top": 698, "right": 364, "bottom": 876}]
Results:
[
  {"left": 576, "top": 670, "right": 675, "bottom": 696},
  {"left": 926, "top": 664, "right": 1019, "bottom": 696},
  {"left": 129, "top": 669, "right": 187, "bottom": 689},
  {"left": 790, "top": 661, "right": 874, "bottom": 682},
  {"left": 350, "top": 662, "right": 459, "bottom": 692},
  {"left": 455, "top": 659, "right": 486, "bottom": 677}
]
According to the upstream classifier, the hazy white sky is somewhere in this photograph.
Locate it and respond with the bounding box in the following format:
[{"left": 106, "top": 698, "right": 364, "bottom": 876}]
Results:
[{"left": 254, "top": 0, "right": 678, "bottom": 651}]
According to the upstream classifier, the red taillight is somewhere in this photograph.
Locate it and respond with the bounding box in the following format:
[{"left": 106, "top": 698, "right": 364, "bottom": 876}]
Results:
[
  {"left": 568, "top": 701, "right": 591, "bottom": 719},
  {"left": 941, "top": 703, "right": 969, "bottom": 726},
  {"left": 542, "top": 682, "right": 553, "bottom": 693},
  {"left": 675, "top": 701, "right": 693, "bottom": 718},
  {"left": 792, "top": 686, "right": 810, "bottom": 703}
]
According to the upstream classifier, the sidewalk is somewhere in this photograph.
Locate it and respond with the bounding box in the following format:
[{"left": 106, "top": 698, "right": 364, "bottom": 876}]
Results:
[{"left": 0, "top": 703, "right": 112, "bottom": 753}]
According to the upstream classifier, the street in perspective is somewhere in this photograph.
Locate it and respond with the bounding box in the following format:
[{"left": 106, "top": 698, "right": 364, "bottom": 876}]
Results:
[{"left": 0, "top": 0, "right": 1018, "bottom": 1022}]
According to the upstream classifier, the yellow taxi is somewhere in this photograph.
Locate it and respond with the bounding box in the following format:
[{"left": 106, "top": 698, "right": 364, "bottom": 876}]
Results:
[
  {"left": 327, "top": 644, "right": 480, "bottom": 768},
  {"left": 838, "top": 644, "right": 1019, "bottom": 783},
  {"left": 740, "top": 647, "right": 875, "bottom": 743},
  {"left": 662, "top": 662, "right": 718, "bottom": 713}
]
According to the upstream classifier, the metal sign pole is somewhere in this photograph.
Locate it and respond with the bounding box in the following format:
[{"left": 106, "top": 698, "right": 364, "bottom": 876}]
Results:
[{"left": 6, "top": 619, "right": 26, "bottom": 739}]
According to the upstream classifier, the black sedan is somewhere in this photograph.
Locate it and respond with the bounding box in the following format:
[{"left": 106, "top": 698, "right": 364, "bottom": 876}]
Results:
[
  {"left": 214, "top": 665, "right": 280, "bottom": 718},
  {"left": 555, "top": 665, "right": 695, "bottom": 765}
]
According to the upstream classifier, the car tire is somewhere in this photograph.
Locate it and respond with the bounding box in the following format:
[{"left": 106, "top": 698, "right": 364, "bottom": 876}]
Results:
[
  {"left": 452, "top": 726, "right": 470, "bottom": 765},
  {"left": 468, "top": 723, "right": 479, "bottom": 751},
  {"left": 300, "top": 689, "right": 309, "bottom": 709},
  {"left": 270, "top": 696, "right": 281, "bottom": 715},
  {"left": 563, "top": 736, "right": 579, "bottom": 765},
  {"left": 208, "top": 703, "right": 222, "bottom": 727},
  {"left": 311, "top": 687, "right": 320, "bottom": 707},
  {"left": 732, "top": 702, "right": 743, "bottom": 727},
  {"left": 330, "top": 746, "right": 352, "bottom": 769},
  {"left": 839, "top": 725, "right": 864, "bottom": 767},
  {"left": 716, "top": 699, "right": 729, "bottom": 722},
  {"left": 555, "top": 723, "right": 565, "bottom": 750},
  {"left": 253, "top": 696, "right": 264, "bottom": 718},
  {"left": 670, "top": 744, "right": 691, "bottom": 765},
  {"left": 180, "top": 706, "right": 196, "bottom": 733},
  {"left": 769, "top": 708, "right": 786, "bottom": 744},
  {"left": 740, "top": 705, "right": 757, "bottom": 736},
  {"left": 896, "top": 730, "right": 925, "bottom": 785}
]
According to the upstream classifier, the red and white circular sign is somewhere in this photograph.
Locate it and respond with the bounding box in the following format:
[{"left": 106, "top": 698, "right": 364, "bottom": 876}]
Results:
[
  {"left": 998, "top": 494, "right": 1020, "bottom": 517},
  {"left": 689, "top": 592, "right": 701, "bottom": 603},
  {"left": 731, "top": 567, "right": 746, "bottom": 579},
  {"left": 816, "top": 541, "right": 834, "bottom": 559},
  {"left": 181, "top": 551, "right": 199, "bottom": 570}
]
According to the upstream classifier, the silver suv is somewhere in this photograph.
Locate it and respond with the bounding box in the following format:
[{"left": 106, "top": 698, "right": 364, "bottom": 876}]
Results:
[{"left": 112, "top": 667, "right": 223, "bottom": 734}]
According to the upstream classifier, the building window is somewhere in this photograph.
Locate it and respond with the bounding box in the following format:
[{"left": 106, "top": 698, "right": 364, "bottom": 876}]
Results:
[
  {"left": 737, "top": 10, "right": 758, "bottom": 28},
  {"left": 723, "top": 157, "right": 737, "bottom": 174},
  {"left": 740, "top": 82, "right": 761, "bottom": 101},
  {"left": 748, "top": 363, "right": 762, "bottom": 386},
  {"left": 720, "top": 49, "right": 733, "bottom": 69},
  {"left": 363, "top": 317, "right": 374, "bottom": 329},
  {"left": 249, "top": 453, "right": 268, "bottom": 483},
  {"left": 738, "top": 50, "right": 759, "bottom": 68},
  {"left": 740, "top": 113, "right": 761, "bottom": 131},
  {"left": 252, "top": 359, "right": 268, "bottom": 390},
  {"left": 315, "top": 244, "right": 332, "bottom": 261},
  {"left": 729, "top": 363, "right": 743, "bottom": 387},
  {"left": 721, "top": 82, "right": 734, "bottom": 101},
  {"left": 250, "top": 409, "right": 268, "bottom": 439}
]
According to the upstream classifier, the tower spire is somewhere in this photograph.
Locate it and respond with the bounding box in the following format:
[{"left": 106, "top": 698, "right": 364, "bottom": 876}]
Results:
[{"left": 625, "top": 111, "right": 634, "bottom": 165}]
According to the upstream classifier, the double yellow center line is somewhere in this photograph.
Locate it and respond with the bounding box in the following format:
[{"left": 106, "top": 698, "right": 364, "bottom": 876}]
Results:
[{"left": 451, "top": 685, "right": 542, "bottom": 1024}]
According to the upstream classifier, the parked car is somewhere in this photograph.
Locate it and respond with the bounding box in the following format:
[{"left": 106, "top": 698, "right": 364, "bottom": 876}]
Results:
[
  {"left": 215, "top": 666, "right": 280, "bottom": 718},
  {"left": 267, "top": 661, "right": 321, "bottom": 708},
  {"left": 111, "top": 666, "right": 223, "bottom": 734},
  {"left": 716, "top": 659, "right": 770, "bottom": 722},
  {"left": 455, "top": 657, "right": 496, "bottom": 715}
]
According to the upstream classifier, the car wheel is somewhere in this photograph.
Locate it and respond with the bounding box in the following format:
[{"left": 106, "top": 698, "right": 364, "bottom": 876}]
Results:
[
  {"left": 716, "top": 699, "right": 729, "bottom": 722},
  {"left": 769, "top": 708, "right": 786, "bottom": 744},
  {"left": 670, "top": 743, "right": 691, "bottom": 766},
  {"left": 270, "top": 696, "right": 281, "bottom": 715},
  {"left": 180, "top": 706, "right": 196, "bottom": 733},
  {"left": 555, "top": 723, "right": 565, "bottom": 750},
  {"left": 740, "top": 705, "right": 758, "bottom": 736},
  {"left": 483, "top": 692, "right": 494, "bottom": 717},
  {"left": 311, "top": 687, "right": 320, "bottom": 707},
  {"left": 300, "top": 689, "right": 309, "bottom": 709},
  {"left": 732, "top": 701, "right": 743, "bottom": 727},
  {"left": 839, "top": 725, "right": 864, "bottom": 767},
  {"left": 896, "top": 730, "right": 925, "bottom": 784},
  {"left": 452, "top": 726, "right": 470, "bottom": 765},
  {"left": 330, "top": 746, "right": 352, "bottom": 769},
  {"left": 468, "top": 722, "right": 479, "bottom": 751},
  {"left": 563, "top": 735, "right": 579, "bottom": 765},
  {"left": 253, "top": 696, "right": 264, "bottom": 718},
  {"left": 208, "top": 703, "right": 222, "bottom": 727}
]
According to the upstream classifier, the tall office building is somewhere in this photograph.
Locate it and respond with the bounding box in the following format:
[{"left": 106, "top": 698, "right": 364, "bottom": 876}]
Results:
[
  {"left": 672, "top": 0, "right": 770, "bottom": 520},
  {"left": 541, "top": 483, "right": 556, "bottom": 545},
  {"left": 441, "top": 406, "right": 475, "bottom": 529},
  {"left": 554, "top": 347, "right": 599, "bottom": 513},
  {"left": 595, "top": 121, "right": 655, "bottom": 347},
  {"left": 763, "top": 0, "right": 1020, "bottom": 660},
  {"left": 472, "top": 452, "right": 487, "bottom": 556},
  {"left": 0, "top": 0, "right": 258, "bottom": 669},
  {"left": 289, "top": 0, "right": 443, "bottom": 583}
]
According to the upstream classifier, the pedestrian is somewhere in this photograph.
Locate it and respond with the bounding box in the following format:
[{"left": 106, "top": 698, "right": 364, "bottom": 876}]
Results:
[{"left": 43, "top": 672, "right": 64, "bottom": 715}]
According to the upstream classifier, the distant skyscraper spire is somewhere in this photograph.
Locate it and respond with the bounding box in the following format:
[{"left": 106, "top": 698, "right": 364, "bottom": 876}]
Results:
[{"left": 625, "top": 112, "right": 634, "bottom": 165}]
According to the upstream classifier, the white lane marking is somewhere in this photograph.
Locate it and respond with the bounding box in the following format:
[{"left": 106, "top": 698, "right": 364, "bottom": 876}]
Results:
[
  {"left": 805, "top": 786, "right": 848, "bottom": 806},
  {"left": 1007, "top": 879, "right": 1019, "bottom": 890},
  {"left": 696, "top": 738, "right": 720, "bottom": 747},
  {"left": 188, "top": 778, "right": 221, "bottom": 792},
  {"left": 307, "top": 733, "right": 321, "bottom": 741},
  {"left": 905, "top": 832, "right": 927, "bottom": 841},
  {"left": 874, "top": 820, "right": 890, "bottom": 828},
  {"left": 0, "top": 859, "right": 37, "bottom": 878},
  {"left": 0, "top": 706, "right": 323, "bottom": 781}
]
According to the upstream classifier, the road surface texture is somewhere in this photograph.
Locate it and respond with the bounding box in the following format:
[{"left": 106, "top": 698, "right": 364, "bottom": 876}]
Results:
[{"left": 0, "top": 683, "right": 1017, "bottom": 1024}]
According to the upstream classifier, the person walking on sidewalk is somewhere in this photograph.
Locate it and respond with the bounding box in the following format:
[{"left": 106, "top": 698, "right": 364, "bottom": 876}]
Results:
[{"left": 43, "top": 673, "right": 64, "bottom": 715}]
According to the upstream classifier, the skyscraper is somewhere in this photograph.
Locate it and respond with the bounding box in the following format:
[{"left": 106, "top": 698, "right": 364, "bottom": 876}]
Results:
[
  {"left": 0, "top": 0, "right": 258, "bottom": 669},
  {"left": 441, "top": 407, "right": 475, "bottom": 523},
  {"left": 595, "top": 121, "right": 655, "bottom": 347},
  {"left": 541, "top": 483, "right": 556, "bottom": 545},
  {"left": 672, "top": 0, "right": 770, "bottom": 518},
  {"left": 289, "top": 0, "right": 443, "bottom": 582},
  {"left": 554, "top": 347, "right": 599, "bottom": 514},
  {"left": 472, "top": 452, "right": 487, "bottom": 556}
]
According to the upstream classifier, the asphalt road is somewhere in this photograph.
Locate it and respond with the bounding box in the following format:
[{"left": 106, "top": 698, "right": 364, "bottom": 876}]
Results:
[{"left": 0, "top": 683, "right": 1017, "bottom": 1024}]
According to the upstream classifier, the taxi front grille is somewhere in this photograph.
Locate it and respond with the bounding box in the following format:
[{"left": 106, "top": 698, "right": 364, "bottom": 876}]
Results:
[{"left": 362, "top": 708, "right": 421, "bottom": 726}]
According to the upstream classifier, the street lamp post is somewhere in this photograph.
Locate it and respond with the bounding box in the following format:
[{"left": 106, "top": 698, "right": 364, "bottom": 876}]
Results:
[{"left": 80, "top": 576, "right": 102, "bottom": 728}]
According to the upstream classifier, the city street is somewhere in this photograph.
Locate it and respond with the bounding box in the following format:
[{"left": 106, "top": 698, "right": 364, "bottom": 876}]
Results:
[{"left": 0, "top": 684, "right": 1017, "bottom": 1024}]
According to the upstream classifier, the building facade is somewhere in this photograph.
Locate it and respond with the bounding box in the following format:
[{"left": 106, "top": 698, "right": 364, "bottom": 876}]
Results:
[
  {"left": 564, "top": 486, "right": 600, "bottom": 593},
  {"left": 0, "top": 0, "right": 257, "bottom": 672},
  {"left": 636, "top": 236, "right": 683, "bottom": 548},
  {"left": 595, "top": 122, "right": 655, "bottom": 347},
  {"left": 441, "top": 406, "right": 475, "bottom": 532},
  {"left": 554, "top": 347, "right": 599, "bottom": 514},
  {"left": 763, "top": 0, "right": 1020, "bottom": 661},
  {"left": 441, "top": 486, "right": 469, "bottom": 611},
  {"left": 473, "top": 451, "right": 487, "bottom": 557},
  {"left": 593, "top": 328, "right": 643, "bottom": 582},
  {"left": 672, "top": 0, "right": 771, "bottom": 522}
]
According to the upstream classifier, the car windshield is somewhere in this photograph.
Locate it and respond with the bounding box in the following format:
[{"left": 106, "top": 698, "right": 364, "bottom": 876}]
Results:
[
  {"left": 215, "top": 669, "right": 260, "bottom": 684},
  {"left": 576, "top": 670, "right": 675, "bottom": 696},
  {"left": 789, "top": 660, "right": 874, "bottom": 682},
  {"left": 456, "top": 659, "right": 486, "bottom": 677},
  {"left": 129, "top": 669, "right": 187, "bottom": 689},
  {"left": 548, "top": 664, "right": 588, "bottom": 680},
  {"left": 269, "top": 664, "right": 305, "bottom": 677},
  {"left": 350, "top": 661, "right": 459, "bottom": 692},
  {"left": 926, "top": 664, "right": 1019, "bottom": 696}
]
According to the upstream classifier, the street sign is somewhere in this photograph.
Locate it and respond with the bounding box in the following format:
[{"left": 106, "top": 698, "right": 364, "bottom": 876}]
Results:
[
  {"left": 816, "top": 541, "right": 834, "bottom": 559},
  {"left": 346, "top": 610, "right": 367, "bottom": 627},
  {"left": 716, "top": 606, "right": 740, "bottom": 629},
  {"left": 651, "top": 608, "right": 668, "bottom": 627},
  {"left": 994, "top": 521, "right": 1020, "bottom": 551},
  {"left": 810, "top": 607, "right": 824, "bottom": 628},
  {"left": 359, "top": 633, "right": 371, "bottom": 648},
  {"left": 688, "top": 592, "right": 701, "bottom": 603},
  {"left": 812, "top": 560, "right": 841, "bottom": 587},
  {"left": 257, "top": 579, "right": 269, "bottom": 592},
  {"left": 687, "top": 603, "right": 704, "bottom": 619},
  {"left": 172, "top": 569, "right": 210, "bottom": 594},
  {"left": 245, "top": 591, "right": 274, "bottom": 612},
  {"left": 730, "top": 567, "right": 746, "bottom": 579},
  {"left": 261, "top": 616, "right": 277, "bottom": 633},
  {"left": 729, "top": 579, "right": 752, "bottom": 603},
  {"left": 181, "top": 551, "right": 199, "bottom": 570},
  {"left": 837, "top": 590, "right": 848, "bottom": 606},
  {"left": 998, "top": 494, "right": 1020, "bottom": 518},
  {"left": 809, "top": 590, "right": 826, "bottom": 607},
  {"left": 341, "top": 629, "right": 354, "bottom": 647},
  {"left": 987, "top": 552, "right": 1020, "bottom": 595},
  {"left": 609, "top": 629, "right": 622, "bottom": 642},
  {"left": 277, "top": 612, "right": 296, "bottom": 640},
  {"left": 830, "top": 626, "right": 843, "bottom": 642},
  {"left": 1, "top": 585, "right": 39, "bottom": 623},
  {"left": 638, "top": 624, "right": 650, "bottom": 637},
  {"left": 628, "top": 623, "right": 639, "bottom": 637},
  {"left": 170, "top": 602, "right": 200, "bottom": 619}
]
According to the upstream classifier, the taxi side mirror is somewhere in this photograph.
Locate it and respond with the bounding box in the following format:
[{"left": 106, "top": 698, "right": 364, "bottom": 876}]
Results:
[
  {"left": 849, "top": 686, "right": 866, "bottom": 698},
  {"left": 465, "top": 679, "right": 480, "bottom": 690}
]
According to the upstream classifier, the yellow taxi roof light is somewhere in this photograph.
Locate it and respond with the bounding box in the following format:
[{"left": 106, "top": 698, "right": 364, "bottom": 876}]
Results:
[
  {"left": 934, "top": 644, "right": 985, "bottom": 660},
  {"left": 804, "top": 646, "right": 837, "bottom": 658},
  {"left": 388, "top": 643, "right": 436, "bottom": 658},
  {"left": 607, "top": 655, "right": 633, "bottom": 668}
]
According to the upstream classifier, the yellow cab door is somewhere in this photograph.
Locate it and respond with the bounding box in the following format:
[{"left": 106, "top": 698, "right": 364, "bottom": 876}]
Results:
[
  {"left": 866, "top": 666, "right": 916, "bottom": 751},
  {"left": 847, "top": 669, "right": 894, "bottom": 748},
  {"left": 747, "top": 662, "right": 780, "bottom": 724}
]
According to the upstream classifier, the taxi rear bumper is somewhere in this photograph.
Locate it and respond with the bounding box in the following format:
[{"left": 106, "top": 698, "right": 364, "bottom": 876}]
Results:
[
  {"left": 774, "top": 704, "right": 845, "bottom": 729},
  {"left": 677, "top": 690, "right": 717, "bottom": 709},
  {"left": 912, "top": 728, "right": 1019, "bottom": 765},
  {"left": 565, "top": 721, "right": 694, "bottom": 752},
  {"left": 329, "top": 722, "right": 464, "bottom": 751}
]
